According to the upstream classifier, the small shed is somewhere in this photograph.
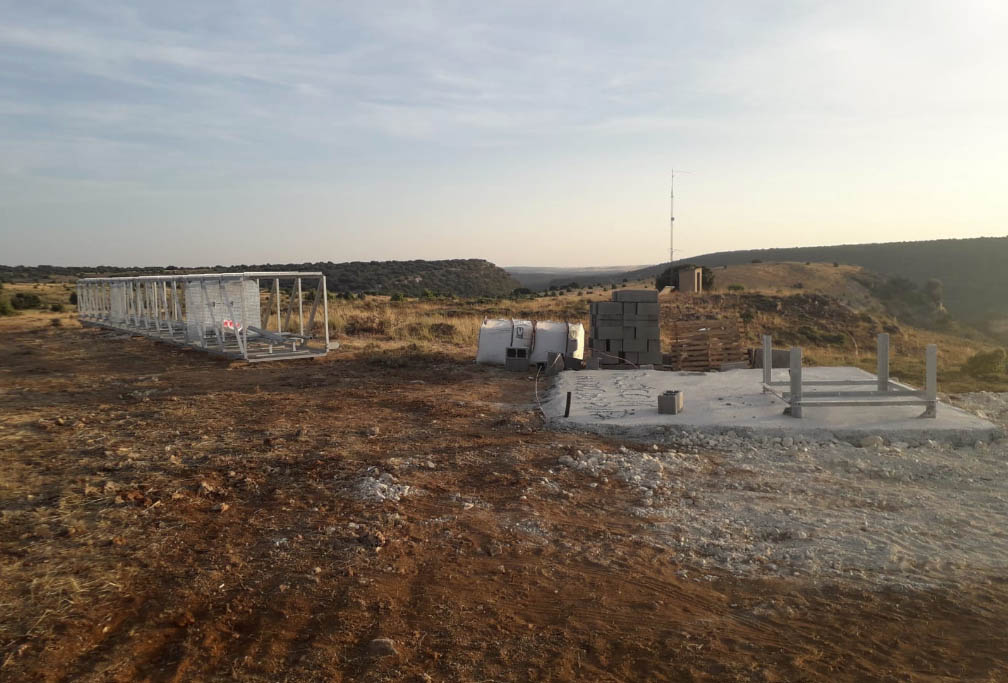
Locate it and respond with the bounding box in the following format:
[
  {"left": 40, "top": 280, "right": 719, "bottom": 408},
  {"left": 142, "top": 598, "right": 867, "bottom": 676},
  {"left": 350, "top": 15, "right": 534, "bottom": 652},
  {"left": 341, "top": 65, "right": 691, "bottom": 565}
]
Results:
[{"left": 675, "top": 267, "right": 703, "bottom": 293}]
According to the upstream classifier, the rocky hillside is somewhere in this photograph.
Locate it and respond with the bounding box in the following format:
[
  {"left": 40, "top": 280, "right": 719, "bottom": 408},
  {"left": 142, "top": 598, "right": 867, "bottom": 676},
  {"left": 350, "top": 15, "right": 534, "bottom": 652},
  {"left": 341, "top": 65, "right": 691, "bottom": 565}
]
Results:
[
  {"left": 621, "top": 236, "right": 1008, "bottom": 334},
  {"left": 0, "top": 259, "right": 522, "bottom": 298}
]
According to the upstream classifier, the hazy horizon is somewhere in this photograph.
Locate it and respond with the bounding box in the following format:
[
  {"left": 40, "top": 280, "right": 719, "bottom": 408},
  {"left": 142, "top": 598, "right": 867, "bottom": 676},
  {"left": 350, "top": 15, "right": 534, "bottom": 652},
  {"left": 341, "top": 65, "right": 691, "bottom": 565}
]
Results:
[{"left": 2, "top": 2, "right": 1006, "bottom": 267}]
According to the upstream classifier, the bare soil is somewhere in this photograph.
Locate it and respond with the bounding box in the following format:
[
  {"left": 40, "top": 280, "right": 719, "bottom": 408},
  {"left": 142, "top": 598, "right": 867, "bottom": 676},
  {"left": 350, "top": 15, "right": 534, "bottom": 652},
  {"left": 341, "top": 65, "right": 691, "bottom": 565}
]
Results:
[{"left": 2, "top": 313, "right": 1008, "bottom": 682}]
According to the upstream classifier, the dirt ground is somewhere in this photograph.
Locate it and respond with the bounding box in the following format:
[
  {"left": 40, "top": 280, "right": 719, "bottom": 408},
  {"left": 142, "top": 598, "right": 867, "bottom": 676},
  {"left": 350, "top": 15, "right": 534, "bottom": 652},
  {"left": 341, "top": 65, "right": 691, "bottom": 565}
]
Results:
[{"left": 2, "top": 313, "right": 1008, "bottom": 682}]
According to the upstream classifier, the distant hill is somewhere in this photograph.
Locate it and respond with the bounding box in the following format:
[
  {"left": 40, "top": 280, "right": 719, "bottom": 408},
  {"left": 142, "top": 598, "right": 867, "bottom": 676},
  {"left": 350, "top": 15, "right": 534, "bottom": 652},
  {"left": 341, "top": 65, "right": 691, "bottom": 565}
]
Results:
[
  {"left": 0, "top": 259, "right": 521, "bottom": 298},
  {"left": 619, "top": 237, "right": 1008, "bottom": 330},
  {"left": 505, "top": 265, "right": 645, "bottom": 290}
]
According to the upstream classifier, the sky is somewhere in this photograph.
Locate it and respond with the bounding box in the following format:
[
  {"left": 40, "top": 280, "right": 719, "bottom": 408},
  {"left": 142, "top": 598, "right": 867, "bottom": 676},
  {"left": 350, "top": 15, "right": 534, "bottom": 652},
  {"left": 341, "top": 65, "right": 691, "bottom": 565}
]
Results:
[{"left": 1, "top": 1, "right": 1006, "bottom": 268}]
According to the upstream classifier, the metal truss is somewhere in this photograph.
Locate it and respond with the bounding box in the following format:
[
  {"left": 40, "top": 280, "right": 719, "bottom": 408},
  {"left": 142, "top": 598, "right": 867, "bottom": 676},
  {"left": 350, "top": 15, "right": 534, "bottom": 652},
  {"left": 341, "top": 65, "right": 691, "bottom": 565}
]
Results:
[{"left": 76, "top": 272, "right": 333, "bottom": 363}]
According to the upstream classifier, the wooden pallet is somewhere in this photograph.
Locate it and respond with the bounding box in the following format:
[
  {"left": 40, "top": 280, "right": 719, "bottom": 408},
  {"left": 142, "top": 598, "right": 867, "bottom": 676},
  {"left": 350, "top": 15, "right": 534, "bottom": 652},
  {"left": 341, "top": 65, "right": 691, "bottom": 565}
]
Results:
[{"left": 662, "top": 318, "right": 748, "bottom": 371}]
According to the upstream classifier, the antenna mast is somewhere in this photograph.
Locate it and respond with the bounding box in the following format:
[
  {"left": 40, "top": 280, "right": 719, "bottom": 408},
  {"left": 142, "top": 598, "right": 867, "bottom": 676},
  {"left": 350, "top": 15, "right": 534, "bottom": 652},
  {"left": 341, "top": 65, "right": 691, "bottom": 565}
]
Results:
[{"left": 669, "top": 170, "right": 675, "bottom": 265}]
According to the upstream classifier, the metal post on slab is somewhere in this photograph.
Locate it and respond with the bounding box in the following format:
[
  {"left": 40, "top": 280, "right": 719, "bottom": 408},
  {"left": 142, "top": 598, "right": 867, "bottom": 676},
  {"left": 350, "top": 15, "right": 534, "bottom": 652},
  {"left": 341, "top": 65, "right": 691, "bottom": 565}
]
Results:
[
  {"left": 321, "top": 275, "right": 330, "bottom": 351},
  {"left": 762, "top": 334, "right": 772, "bottom": 386},
  {"left": 274, "top": 278, "right": 281, "bottom": 333},
  {"left": 297, "top": 276, "right": 304, "bottom": 337},
  {"left": 789, "top": 346, "right": 803, "bottom": 418},
  {"left": 877, "top": 333, "right": 889, "bottom": 392},
  {"left": 924, "top": 344, "right": 938, "bottom": 418}
]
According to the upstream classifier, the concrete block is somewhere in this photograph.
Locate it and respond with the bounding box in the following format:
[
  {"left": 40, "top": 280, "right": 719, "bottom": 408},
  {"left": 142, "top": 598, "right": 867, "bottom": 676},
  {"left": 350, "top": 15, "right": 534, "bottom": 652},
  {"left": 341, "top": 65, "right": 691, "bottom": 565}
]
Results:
[
  {"left": 586, "top": 357, "right": 600, "bottom": 370},
  {"left": 750, "top": 348, "right": 791, "bottom": 369},
  {"left": 719, "top": 361, "right": 750, "bottom": 371},
  {"left": 623, "top": 351, "right": 639, "bottom": 364},
  {"left": 564, "top": 355, "right": 583, "bottom": 371},
  {"left": 606, "top": 339, "right": 622, "bottom": 354},
  {"left": 636, "top": 302, "right": 659, "bottom": 316},
  {"left": 504, "top": 356, "right": 529, "bottom": 372},
  {"left": 623, "top": 337, "right": 647, "bottom": 352},
  {"left": 658, "top": 390, "right": 684, "bottom": 415},
  {"left": 545, "top": 351, "right": 564, "bottom": 376},
  {"left": 613, "top": 289, "right": 658, "bottom": 303},
  {"left": 624, "top": 314, "right": 659, "bottom": 324},
  {"left": 623, "top": 302, "right": 636, "bottom": 316},
  {"left": 597, "top": 301, "right": 623, "bottom": 315},
  {"left": 636, "top": 325, "right": 661, "bottom": 340},
  {"left": 647, "top": 339, "right": 662, "bottom": 354},
  {"left": 622, "top": 326, "right": 637, "bottom": 340},
  {"left": 595, "top": 326, "right": 622, "bottom": 340},
  {"left": 639, "top": 351, "right": 662, "bottom": 365}
]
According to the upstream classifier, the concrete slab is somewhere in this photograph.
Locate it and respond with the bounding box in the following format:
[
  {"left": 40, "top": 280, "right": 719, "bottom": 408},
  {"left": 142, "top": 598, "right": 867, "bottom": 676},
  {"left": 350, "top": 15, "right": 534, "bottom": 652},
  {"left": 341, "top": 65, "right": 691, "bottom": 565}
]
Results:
[{"left": 544, "top": 367, "right": 1001, "bottom": 444}]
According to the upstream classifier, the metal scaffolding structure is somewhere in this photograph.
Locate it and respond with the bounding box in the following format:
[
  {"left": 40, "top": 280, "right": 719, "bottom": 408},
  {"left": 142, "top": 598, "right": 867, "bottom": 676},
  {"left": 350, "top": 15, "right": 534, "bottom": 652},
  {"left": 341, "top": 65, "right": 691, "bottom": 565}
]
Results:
[
  {"left": 76, "top": 272, "right": 332, "bottom": 362},
  {"left": 761, "top": 333, "right": 938, "bottom": 418}
]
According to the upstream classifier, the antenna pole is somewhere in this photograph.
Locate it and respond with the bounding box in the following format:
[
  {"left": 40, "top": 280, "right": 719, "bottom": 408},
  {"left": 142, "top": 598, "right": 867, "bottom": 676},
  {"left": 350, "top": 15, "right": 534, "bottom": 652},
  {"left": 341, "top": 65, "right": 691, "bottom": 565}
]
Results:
[{"left": 669, "top": 170, "right": 675, "bottom": 265}]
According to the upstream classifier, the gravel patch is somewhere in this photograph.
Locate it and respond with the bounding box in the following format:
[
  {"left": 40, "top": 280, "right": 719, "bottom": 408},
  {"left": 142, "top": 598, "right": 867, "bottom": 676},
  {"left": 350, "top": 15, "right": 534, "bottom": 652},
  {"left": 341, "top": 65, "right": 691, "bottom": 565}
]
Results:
[{"left": 558, "top": 395, "right": 1008, "bottom": 589}]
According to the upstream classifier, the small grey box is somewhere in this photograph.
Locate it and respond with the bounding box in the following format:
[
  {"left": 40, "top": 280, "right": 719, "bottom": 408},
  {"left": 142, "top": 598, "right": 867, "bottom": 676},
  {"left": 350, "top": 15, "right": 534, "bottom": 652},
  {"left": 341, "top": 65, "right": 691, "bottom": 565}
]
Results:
[
  {"left": 623, "top": 337, "right": 647, "bottom": 352},
  {"left": 606, "top": 339, "right": 622, "bottom": 353},
  {"left": 636, "top": 302, "right": 660, "bottom": 316},
  {"left": 597, "top": 301, "right": 623, "bottom": 315},
  {"left": 658, "top": 390, "right": 684, "bottom": 414},
  {"left": 565, "top": 355, "right": 583, "bottom": 370},
  {"left": 595, "top": 326, "right": 622, "bottom": 339},
  {"left": 639, "top": 351, "right": 663, "bottom": 365}
]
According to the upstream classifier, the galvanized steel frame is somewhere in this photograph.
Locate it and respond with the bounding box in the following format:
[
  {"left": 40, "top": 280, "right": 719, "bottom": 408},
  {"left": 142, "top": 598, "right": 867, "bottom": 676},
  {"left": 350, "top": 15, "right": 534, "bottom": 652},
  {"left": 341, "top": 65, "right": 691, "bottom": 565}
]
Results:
[
  {"left": 761, "top": 333, "right": 938, "bottom": 418},
  {"left": 76, "top": 272, "right": 331, "bottom": 362}
]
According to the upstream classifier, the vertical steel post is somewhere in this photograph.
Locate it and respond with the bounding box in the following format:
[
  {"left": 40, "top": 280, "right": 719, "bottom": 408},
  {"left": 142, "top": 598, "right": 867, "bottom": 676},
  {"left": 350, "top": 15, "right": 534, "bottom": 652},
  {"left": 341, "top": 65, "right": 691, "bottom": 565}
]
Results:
[
  {"left": 925, "top": 344, "right": 938, "bottom": 418},
  {"left": 877, "top": 333, "right": 889, "bottom": 392},
  {"left": 238, "top": 275, "right": 248, "bottom": 360},
  {"left": 789, "top": 346, "right": 803, "bottom": 418},
  {"left": 297, "top": 276, "right": 304, "bottom": 336},
  {"left": 762, "top": 334, "right": 772, "bottom": 386},
  {"left": 322, "top": 275, "right": 329, "bottom": 350},
  {"left": 274, "top": 278, "right": 281, "bottom": 333}
]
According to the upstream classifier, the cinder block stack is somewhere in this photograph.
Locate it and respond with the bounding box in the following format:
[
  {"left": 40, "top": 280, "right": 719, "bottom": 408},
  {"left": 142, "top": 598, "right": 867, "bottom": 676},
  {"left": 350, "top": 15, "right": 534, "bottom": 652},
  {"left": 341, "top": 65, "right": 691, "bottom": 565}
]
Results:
[{"left": 588, "top": 290, "right": 662, "bottom": 367}]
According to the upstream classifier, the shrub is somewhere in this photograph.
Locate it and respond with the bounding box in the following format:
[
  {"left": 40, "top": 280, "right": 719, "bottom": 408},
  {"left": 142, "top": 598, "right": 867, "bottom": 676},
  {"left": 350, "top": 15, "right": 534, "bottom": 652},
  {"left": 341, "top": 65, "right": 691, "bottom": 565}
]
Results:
[
  {"left": 344, "top": 314, "right": 390, "bottom": 336},
  {"left": 50, "top": 303, "right": 65, "bottom": 312},
  {"left": 50, "top": 317, "right": 62, "bottom": 327},
  {"left": 0, "top": 297, "right": 14, "bottom": 316},
  {"left": 833, "top": 262, "right": 839, "bottom": 267},
  {"left": 751, "top": 259, "right": 762, "bottom": 264},
  {"left": 10, "top": 292, "right": 41, "bottom": 310},
  {"left": 727, "top": 284, "right": 745, "bottom": 292},
  {"left": 963, "top": 349, "right": 1006, "bottom": 377},
  {"left": 428, "top": 322, "right": 457, "bottom": 340},
  {"left": 390, "top": 292, "right": 404, "bottom": 302},
  {"left": 69, "top": 292, "right": 77, "bottom": 305},
  {"left": 925, "top": 279, "right": 943, "bottom": 307}
]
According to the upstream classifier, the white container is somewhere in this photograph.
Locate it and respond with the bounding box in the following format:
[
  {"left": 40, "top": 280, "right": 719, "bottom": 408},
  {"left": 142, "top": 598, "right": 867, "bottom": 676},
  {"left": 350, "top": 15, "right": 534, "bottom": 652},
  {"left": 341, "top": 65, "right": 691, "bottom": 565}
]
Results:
[{"left": 476, "top": 319, "right": 584, "bottom": 366}]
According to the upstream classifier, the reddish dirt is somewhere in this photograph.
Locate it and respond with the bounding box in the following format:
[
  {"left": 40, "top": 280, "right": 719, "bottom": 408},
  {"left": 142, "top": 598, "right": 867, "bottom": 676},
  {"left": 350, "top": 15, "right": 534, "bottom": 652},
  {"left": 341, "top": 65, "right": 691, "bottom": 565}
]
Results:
[{"left": 2, "top": 314, "right": 1007, "bottom": 682}]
